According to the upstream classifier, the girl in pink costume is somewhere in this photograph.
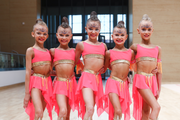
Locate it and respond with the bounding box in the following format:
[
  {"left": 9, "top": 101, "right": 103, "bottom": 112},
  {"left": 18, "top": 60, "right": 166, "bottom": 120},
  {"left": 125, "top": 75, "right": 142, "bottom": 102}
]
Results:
[
  {"left": 23, "top": 19, "right": 53, "bottom": 120},
  {"left": 130, "top": 14, "right": 162, "bottom": 120},
  {"left": 75, "top": 11, "right": 107, "bottom": 120},
  {"left": 103, "top": 21, "right": 133, "bottom": 120},
  {"left": 50, "top": 17, "right": 79, "bottom": 120}
]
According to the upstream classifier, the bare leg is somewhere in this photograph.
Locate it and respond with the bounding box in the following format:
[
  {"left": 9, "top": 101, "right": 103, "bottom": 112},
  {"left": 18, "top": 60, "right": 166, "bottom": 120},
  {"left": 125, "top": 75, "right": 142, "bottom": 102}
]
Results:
[
  {"left": 108, "top": 93, "right": 122, "bottom": 120},
  {"left": 42, "top": 96, "right": 47, "bottom": 111},
  {"left": 66, "top": 98, "right": 71, "bottom": 120},
  {"left": 141, "top": 99, "right": 150, "bottom": 120},
  {"left": 138, "top": 89, "right": 160, "bottom": 120},
  {"left": 56, "top": 94, "right": 68, "bottom": 120},
  {"left": 31, "top": 88, "right": 43, "bottom": 120},
  {"left": 82, "top": 88, "right": 95, "bottom": 120}
]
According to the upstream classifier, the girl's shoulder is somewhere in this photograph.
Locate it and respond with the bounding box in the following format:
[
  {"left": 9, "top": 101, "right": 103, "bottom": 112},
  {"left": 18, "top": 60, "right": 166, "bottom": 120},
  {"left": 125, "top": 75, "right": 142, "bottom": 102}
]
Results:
[{"left": 26, "top": 47, "right": 34, "bottom": 55}]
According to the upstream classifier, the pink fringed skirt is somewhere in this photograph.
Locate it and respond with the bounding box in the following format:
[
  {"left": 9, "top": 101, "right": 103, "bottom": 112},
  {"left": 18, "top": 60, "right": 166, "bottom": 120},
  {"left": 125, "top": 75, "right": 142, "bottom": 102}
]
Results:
[
  {"left": 75, "top": 70, "right": 105, "bottom": 119},
  {"left": 25, "top": 74, "right": 53, "bottom": 120},
  {"left": 133, "top": 72, "right": 157, "bottom": 120},
  {"left": 53, "top": 75, "right": 79, "bottom": 115},
  {"left": 104, "top": 77, "right": 131, "bottom": 120}
]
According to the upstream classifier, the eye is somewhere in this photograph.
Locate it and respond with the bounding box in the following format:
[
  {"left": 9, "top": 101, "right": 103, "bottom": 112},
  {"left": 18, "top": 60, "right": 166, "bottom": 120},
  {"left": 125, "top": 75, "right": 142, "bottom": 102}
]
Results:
[
  {"left": 96, "top": 29, "right": 99, "bottom": 31},
  {"left": 115, "top": 34, "right": 119, "bottom": 36},
  {"left": 89, "top": 28, "right": 93, "bottom": 30},
  {"left": 60, "top": 34, "right": 63, "bottom": 36},
  {"left": 66, "top": 35, "right": 69, "bottom": 37},
  {"left": 121, "top": 34, "right": 124, "bottom": 36},
  {"left": 148, "top": 28, "right": 151, "bottom": 31},
  {"left": 142, "top": 28, "right": 146, "bottom": 31},
  {"left": 44, "top": 33, "right": 47, "bottom": 35},
  {"left": 37, "top": 32, "right": 41, "bottom": 35}
]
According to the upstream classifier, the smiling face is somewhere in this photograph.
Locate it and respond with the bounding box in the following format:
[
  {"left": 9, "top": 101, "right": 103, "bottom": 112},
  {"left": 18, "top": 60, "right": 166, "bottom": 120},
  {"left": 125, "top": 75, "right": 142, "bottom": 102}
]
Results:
[
  {"left": 137, "top": 20, "right": 154, "bottom": 41},
  {"left": 31, "top": 24, "right": 49, "bottom": 44},
  {"left": 56, "top": 27, "right": 72, "bottom": 46},
  {"left": 112, "top": 27, "right": 128, "bottom": 45},
  {"left": 85, "top": 21, "right": 101, "bottom": 40}
]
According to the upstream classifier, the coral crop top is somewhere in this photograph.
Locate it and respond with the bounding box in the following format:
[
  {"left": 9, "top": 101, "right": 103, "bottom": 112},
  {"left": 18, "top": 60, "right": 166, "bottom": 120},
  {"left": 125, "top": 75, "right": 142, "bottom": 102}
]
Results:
[
  {"left": 135, "top": 44, "right": 159, "bottom": 62},
  {"left": 53, "top": 48, "right": 75, "bottom": 66},
  {"left": 31, "top": 48, "right": 51, "bottom": 67},
  {"left": 110, "top": 49, "right": 132, "bottom": 66},
  {"left": 82, "top": 42, "right": 105, "bottom": 59}
]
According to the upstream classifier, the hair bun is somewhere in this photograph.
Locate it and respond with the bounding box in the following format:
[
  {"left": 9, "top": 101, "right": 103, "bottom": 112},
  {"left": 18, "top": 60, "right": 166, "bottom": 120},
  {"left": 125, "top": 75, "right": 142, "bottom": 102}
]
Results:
[
  {"left": 36, "top": 18, "right": 43, "bottom": 24},
  {"left": 118, "top": 21, "right": 124, "bottom": 26},
  {"left": 142, "top": 14, "right": 151, "bottom": 21},
  {"left": 90, "top": 11, "right": 97, "bottom": 19},
  {"left": 62, "top": 17, "right": 69, "bottom": 25}
]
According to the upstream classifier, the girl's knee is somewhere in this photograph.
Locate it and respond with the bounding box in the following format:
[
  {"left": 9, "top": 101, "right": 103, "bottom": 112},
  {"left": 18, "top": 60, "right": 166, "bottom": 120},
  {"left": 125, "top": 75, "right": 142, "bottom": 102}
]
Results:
[
  {"left": 59, "top": 107, "right": 67, "bottom": 116},
  {"left": 86, "top": 106, "right": 94, "bottom": 116},
  {"left": 35, "top": 109, "right": 43, "bottom": 118}
]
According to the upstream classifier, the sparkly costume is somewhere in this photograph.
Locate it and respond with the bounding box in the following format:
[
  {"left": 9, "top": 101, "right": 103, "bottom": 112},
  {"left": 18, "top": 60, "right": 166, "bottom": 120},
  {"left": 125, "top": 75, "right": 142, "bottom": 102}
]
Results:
[
  {"left": 75, "top": 42, "right": 105, "bottom": 119},
  {"left": 25, "top": 48, "right": 53, "bottom": 120},
  {"left": 132, "top": 44, "right": 162, "bottom": 120},
  {"left": 53, "top": 48, "right": 78, "bottom": 115},
  {"left": 104, "top": 49, "right": 132, "bottom": 120}
]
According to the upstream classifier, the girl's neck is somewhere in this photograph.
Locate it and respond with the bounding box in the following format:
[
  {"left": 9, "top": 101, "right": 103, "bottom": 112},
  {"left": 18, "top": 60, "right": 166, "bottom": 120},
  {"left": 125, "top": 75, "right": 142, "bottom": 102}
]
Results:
[
  {"left": 114, "top": 44, "right": 125, "bottom": 50},
  {"left": 88, "top": 38, "right": 98, "bottom": 44},
  {"left": 34, "top": 42, "right": 44, "bottom": 49},
  {"left": 59, "top": 44, "right": 69, "bottom": 50},
  {"left": 141, "top": 39, "right": 151, "bottom": 45}
]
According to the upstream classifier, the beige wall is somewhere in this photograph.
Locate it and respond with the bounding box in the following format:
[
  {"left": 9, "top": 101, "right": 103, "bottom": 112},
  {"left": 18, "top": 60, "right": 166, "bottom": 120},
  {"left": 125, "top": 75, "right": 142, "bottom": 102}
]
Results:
[
  {"left": 133, "top": 0, "right": 180, "bottom": 82},
  {"left": 0, "top": 0, "right": 41, "bottom": 54}
]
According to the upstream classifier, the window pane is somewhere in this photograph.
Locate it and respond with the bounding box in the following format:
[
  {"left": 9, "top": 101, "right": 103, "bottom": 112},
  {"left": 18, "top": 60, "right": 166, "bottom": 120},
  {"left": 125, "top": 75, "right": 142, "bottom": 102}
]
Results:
[
  {"left": 87, "top": 14, "right": 113, "bottom": 33},
  {"left": 117, "top": 14, "right": 126, "bottom": 27},
  {"left": 73, "top": 36, "right": 82, "bottom": 43},
  {"left": 69, "top": 15, "right": 82, "bottom": 33}
]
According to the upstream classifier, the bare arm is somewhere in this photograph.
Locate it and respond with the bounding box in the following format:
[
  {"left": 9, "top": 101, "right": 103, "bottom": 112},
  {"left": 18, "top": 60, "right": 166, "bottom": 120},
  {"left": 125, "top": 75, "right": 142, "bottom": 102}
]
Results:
[
  {"left": 103, "top": 50, "right": 110, "bottom": 73},
  {"left": 23, "top": 48, "right": 33, "bottom": 108},
  {"left": 156, "top": 46, "right": 162, "bottom": 99},
  {"left": 75, "top": 42, "right": 84, "bottom": 65},
  {"left": 49, "top": 48, "right": 56, "bottom": 76}
]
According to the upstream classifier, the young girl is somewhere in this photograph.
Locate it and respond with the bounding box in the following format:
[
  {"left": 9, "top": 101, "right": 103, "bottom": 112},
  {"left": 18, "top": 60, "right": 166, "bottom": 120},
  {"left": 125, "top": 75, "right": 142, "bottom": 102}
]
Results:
[
  {"left": 50, "top": 17, "right": 78, "bottom": 120},
  {"left": 103, "top": 21, "right": 133, "bottom": 120},
  {"left": 23, "top": 19, "right": 53, "bottom": 120},
  {"left": 75, "top": 11, "right": 107, "bottom": 120},
  {"left": 130, "top": 14, "right": 162, "bottom": 120}
]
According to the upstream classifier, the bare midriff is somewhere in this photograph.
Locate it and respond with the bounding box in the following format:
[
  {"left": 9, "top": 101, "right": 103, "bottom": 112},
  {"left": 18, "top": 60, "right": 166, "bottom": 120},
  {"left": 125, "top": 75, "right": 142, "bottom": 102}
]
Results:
[
  {"left": 111, "top": 63, "right": 129, "bottom": 81},
  {"left": 55, "top": 63, "right": 74, "bottom": 78},
  {"left": 33, "top": 64, "right": 51, "bottom": 75},
  {"left": 83, "top": 57, "right": 104, "bottom": 73},
  {"left": 137, "top": 60, "right": 157, "bottom": 73}
]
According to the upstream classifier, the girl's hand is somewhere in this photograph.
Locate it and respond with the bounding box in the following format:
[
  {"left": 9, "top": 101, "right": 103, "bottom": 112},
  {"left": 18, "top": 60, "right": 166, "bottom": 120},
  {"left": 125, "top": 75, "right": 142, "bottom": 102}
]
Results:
[
  {"left": 98, "top": 66, "right": 105, "bottom": 74},
  {"left": 156, "top": 90, "right": 160, "bottom": 100},
  {"left": 151, "top": 67, "right": 158, "bottom": 75},
  {"left": 23, "top": 93, "right": 31, "bottom": 109}
]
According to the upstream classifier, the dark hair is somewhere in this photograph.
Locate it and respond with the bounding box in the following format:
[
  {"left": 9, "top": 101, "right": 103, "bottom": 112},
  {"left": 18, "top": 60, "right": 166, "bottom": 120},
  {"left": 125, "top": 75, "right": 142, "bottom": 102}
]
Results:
[
  {"left": 116, "top": 21, "right": 125, "bottom": 28},
  {"left": 57, "top": 17, "right": 72, "bottom": 32},
  {"left": 86, "top": 11, "right": 101, "bottom": 26},
  {"left": 33, "top": 18, "right": 47, "bottom": 31}
]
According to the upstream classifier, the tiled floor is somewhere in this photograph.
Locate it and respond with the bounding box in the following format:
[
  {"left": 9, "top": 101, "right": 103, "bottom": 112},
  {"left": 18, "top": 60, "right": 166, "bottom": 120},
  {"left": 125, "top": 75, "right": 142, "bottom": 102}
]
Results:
[{"left": 0, "top": 82, "right": 180, "bottom": 120}]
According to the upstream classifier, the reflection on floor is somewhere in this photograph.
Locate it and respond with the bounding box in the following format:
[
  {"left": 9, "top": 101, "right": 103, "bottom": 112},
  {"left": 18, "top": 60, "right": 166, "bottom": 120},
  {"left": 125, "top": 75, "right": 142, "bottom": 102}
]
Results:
[{"left": 0, "top": 82, "right": 180, "bottom": 120}]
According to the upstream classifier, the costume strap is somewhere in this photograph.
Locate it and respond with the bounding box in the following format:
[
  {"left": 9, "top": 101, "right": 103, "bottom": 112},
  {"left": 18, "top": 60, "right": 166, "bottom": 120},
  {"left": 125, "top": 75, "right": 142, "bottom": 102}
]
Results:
[
  {"left": 110, "top": 76, "right": 127, "bottom": 92},
  {"left": 32, "top": 73, "right": 49, "bottom": 89},
  {"left": 157, "top": 59, "right": 162, "bottom": 74},
  {"left": 56, "top": 74, "right": 74, "bottom": 91},
  {"left": 83, "top": 69, "right": 99, "bottom": 85},
  {"left": 137, "top": 71, "right": 154, "bottom": 88},
  {"left": 76, "top": 60, "right": 84, "bottom": 74}
]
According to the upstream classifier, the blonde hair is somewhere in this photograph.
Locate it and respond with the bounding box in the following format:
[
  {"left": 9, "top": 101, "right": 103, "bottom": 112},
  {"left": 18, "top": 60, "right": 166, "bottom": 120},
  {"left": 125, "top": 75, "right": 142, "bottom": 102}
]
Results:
[
  {"left": 139, "top": 14, "right": 152, "bottom": 27},
  {"left": 33, "top": 19, "right": 47, "bottom": 31}
]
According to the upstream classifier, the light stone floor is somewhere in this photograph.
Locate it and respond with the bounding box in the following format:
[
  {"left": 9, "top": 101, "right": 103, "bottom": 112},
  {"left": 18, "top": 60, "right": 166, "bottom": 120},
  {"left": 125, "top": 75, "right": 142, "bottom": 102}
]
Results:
[{"left": 0, "top": 82, "right": 180, "bottom": 120}]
